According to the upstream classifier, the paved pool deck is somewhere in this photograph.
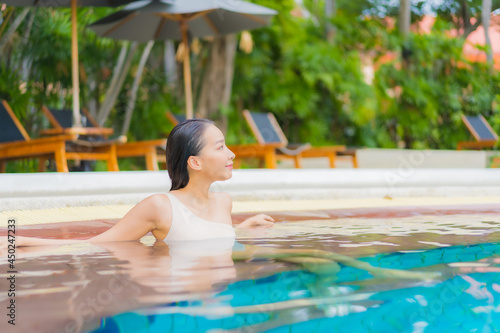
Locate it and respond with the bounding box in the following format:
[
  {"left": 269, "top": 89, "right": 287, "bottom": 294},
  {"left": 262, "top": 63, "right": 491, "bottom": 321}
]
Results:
[
  {"left": 1, "top": 167, "right": 500, "bottom": 226},
  {"left": 1, "top": 196, "right": 499, "bottom": 227}
]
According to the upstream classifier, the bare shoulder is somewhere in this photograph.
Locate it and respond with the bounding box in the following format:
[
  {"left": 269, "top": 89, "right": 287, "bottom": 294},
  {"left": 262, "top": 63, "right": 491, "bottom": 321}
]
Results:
[
  {"left": 143, "top": 193, "right": 171, "bottom": 208},
  {"left": 134, "top": 194, "right": 172, "bottom": 218},
  {"left": 89, "top": 193, "right": 172, "bottom": 243},
  {"left": 138, "top": 194, "right": 173, "bottom": 234}
]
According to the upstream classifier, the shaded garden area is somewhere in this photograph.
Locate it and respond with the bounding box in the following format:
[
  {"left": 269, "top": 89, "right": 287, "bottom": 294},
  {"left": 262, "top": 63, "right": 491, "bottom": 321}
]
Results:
[{"left": 0, "top": 0, "right": 499, "bottom": 171}]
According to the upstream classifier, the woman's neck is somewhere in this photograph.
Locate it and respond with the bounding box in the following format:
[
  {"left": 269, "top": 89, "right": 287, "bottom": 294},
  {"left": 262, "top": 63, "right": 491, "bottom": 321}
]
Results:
[{"left": 176, "top": 175, "right": 212, "bottom": 202}]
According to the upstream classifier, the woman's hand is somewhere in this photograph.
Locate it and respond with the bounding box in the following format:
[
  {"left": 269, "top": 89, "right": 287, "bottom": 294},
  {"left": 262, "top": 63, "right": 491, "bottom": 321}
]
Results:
[{"left": 235, "top": 214, "right": 275, "bottom": 229}]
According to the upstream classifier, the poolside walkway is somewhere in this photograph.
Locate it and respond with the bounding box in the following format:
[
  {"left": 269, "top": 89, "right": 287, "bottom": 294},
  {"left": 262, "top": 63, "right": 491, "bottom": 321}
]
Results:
[
  {"left": 1, "top": 167, "right": 500, "bottom": 226},
  {"left": 1, "top": 195, "right": 500, "bottom": 227},
  {"left": 279, "top": 148, "right": 498, "bottom": 168}
]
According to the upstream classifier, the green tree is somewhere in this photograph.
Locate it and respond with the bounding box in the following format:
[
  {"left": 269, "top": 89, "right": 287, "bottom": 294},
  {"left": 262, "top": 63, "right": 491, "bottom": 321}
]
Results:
[
  {"left": 374, "top": 20, "right": 500, "bottom": 149},
  {"left": 230, "top": 1, "right": 388, "bottom": 147},
  {"left": 433, "top": 0, "right": 500, "bottom": 38}
]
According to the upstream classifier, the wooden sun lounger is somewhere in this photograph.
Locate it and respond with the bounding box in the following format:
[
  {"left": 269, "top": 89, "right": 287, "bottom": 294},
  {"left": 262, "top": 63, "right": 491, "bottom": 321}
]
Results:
[
  {"left": 42, "top": 106, "right": 166, "bottom": 171},
  {"left": 0, "top": 100, "right": 119, "bottom": 172},
  {"left": 165, "top": 111, "right": 282, "bottom": 168},
  {"left": 243, "top": 110, "right": 354, "bottom": 168},
  {"left": 165, "top": 111, "right": 187, "bottom": 125},
  {"left": 457, "top": 115, "right": 499, "bottom": 150},
  {"left": 114, "top": 139, "right": 167, "bottom": 171}
]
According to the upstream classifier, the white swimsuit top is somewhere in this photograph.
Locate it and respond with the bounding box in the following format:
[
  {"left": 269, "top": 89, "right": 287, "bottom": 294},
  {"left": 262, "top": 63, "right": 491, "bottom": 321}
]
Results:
[{"left": 164, "top": 193, "right": 236, "bottom": 241}]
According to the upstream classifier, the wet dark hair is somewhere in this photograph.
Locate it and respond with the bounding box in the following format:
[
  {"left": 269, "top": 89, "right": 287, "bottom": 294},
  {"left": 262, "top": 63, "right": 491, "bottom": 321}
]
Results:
[{"left": 166, "top": 118, "right": 214, "bottom": 191}]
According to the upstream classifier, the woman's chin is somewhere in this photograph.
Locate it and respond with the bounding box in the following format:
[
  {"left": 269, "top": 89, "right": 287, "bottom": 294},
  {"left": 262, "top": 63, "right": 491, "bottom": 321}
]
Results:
[{"left": 222, "top": 170, "right": 233, "bottom": 180}]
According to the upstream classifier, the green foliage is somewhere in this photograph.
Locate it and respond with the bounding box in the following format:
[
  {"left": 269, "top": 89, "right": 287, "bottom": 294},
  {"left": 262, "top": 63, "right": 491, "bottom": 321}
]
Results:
[
  {"left": 434, "top": 0, "right": 500, "bottom": 22},
  {"left": 374, "top": 21, "right": 500, "bottom": 149},
  {"left": 0, "top": 63, "right": 31, "bottom": 110},
  {"left": 231, "top": 2, "right": 381, "bottom": 146},
  {"left": 1, "top": 2, "right": 499, "bottom": 173},
  {"left": 124, "top": 65, "right": 174, "bottom": 141},
  {"left": 431, "top": 0, "right": 500, "bottom": 39}
]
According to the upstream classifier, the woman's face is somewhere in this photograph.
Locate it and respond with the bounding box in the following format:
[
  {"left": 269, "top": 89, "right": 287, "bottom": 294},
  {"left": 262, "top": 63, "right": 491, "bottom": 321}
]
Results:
[{"left": 196, "top": 125, "right": 235, "bottom": 181}]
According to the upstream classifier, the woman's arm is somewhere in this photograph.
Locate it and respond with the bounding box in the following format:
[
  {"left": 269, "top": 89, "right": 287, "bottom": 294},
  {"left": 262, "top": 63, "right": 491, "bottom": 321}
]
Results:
[
  {"left": 236, "top": 214, "right": 275, "bottom": 229},
  {"left": 219, "top": 192, "right": 274, "bottom": 229},
  {"left": 89, "top": 194, "right": 171, "bottom": 242},
  {"left": 2, "top": 194, "right": 172, "bottom": 248}
]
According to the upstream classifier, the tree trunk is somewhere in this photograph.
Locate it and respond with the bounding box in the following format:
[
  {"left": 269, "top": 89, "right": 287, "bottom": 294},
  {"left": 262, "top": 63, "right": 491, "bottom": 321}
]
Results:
[
  {"left": 121, "top": 41, "right": 154, "bottom": 136},
  {"left": 460, "top": 0, "right": 470, "bottom": 33},
  {"left": 196, "top": 35, "right": 237, "bottom": 134},
  {"left": 482, "top": 0, "right": 493, "bottom": 67},
  {"left": 459, "top": 0, "right": 482, "bottom": 39},
  {"left": 325, "top": 0, "right": 337, "bottom": 43},
  {"left": 87, "top": 78, "right": 98, "bottom": 119},
  {"left": 399, "top": 0, "right": 411, "bottom": 37},
  {"left": 0, "top": 8, "right": 30, "bottom": 55},
  {"left": 20, "top": 9, "right": 36, "bottom": 82},
  {"left": 164, "top": 40, "right": 177, "bottom": 86},
  {"left": 97, "top": 42, "right": 138, "bottom": 126},
  {"left": 0, "top": 8, "right": 14, "bottom": 39},
  {"left": 399, "top": 0, "right": 411, "bottom": 70}
]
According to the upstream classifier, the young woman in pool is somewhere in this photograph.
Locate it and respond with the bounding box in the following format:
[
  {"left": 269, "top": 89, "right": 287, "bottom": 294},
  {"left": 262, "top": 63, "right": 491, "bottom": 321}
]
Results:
[{"left": 9, "top": 119, "right": 274, "bottom": 247}]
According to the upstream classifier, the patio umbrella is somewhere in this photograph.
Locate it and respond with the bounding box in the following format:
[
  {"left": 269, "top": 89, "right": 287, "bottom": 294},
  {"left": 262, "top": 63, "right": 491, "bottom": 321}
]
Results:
[
  {"left": 1, "top": 0, "right": 139, "bottom": 127},
  {"left": 88, "top": 0, "right": 277, "bottom": 119}
]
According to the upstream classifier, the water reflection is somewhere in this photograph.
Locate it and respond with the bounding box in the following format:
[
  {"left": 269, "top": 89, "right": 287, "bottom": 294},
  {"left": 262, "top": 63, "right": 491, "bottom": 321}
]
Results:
[
  {"left": 91, "top": 242, "right": 500, "bottom": 333},
  {"left": 236, "top": 212, "right": 500, "bottom": 257},
  {"left": 0, "top": 239, "right": 243, "bottom": 333}
]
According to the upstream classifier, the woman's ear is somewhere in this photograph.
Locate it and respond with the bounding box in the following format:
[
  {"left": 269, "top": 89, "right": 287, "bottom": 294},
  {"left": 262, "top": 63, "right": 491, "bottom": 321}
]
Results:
[{"left": 187, "top": 156, "right": 202, "bottom": 171}]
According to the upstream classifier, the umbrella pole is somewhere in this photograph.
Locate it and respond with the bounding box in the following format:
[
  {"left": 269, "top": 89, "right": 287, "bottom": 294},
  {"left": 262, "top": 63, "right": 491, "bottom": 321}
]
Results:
[
  {"left": 181, "top": 20, "right": 193, "bottom": 119},
  {"left": 71, "top": 0, "right": 82, "bottom": 127}
]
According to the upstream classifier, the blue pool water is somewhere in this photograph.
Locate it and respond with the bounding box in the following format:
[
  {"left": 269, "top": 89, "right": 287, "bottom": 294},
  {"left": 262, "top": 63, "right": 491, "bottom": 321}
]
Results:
[{"left": 91, "top": 242, "right": 500, "bottom": 333}]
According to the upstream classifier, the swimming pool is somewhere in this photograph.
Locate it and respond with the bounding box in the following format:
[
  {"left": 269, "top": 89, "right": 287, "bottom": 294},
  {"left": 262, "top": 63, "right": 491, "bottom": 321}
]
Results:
[
  {"left": 93, "top": 243, "right": 500, "bottom": 333},
  {"left": 1, "top": 204, "right": 500, "bottom": 333}
]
